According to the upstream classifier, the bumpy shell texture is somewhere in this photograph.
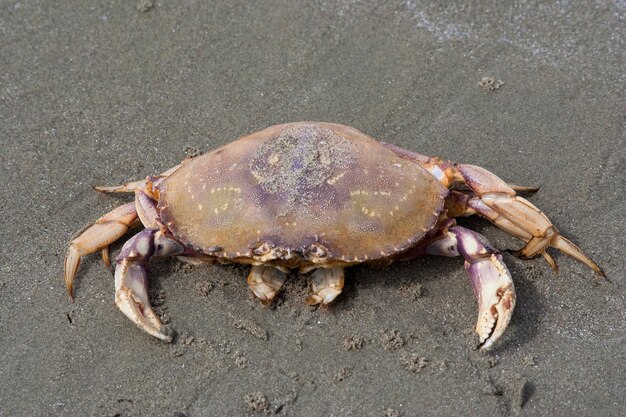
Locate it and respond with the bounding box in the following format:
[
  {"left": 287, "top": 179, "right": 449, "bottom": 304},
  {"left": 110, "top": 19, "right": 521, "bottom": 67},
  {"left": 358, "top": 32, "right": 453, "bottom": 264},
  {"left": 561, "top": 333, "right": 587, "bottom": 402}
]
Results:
[{"left": 158, "top": 122, "right": 447, "bottom": 265}]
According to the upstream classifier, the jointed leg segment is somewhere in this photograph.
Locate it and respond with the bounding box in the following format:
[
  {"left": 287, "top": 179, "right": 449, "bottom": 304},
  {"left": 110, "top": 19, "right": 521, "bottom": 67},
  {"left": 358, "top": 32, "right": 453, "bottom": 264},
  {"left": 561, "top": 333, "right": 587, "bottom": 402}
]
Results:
[{"left": 65, "top": 202, "right": 140, "bottom": 299}]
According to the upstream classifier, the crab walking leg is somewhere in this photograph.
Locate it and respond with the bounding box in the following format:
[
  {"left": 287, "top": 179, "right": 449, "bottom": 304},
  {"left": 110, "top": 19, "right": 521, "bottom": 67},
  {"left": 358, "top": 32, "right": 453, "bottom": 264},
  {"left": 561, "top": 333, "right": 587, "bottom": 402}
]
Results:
[
  {"left": 65, "top": 202, "right": 140, "bottom": 299},
  {"left": 114, "top": 229, "right": 184, "bottom": 341},
  {"left": 94, "top": 162, "right": 187, "bottom": 194},
  {"left": 426, "top": 226, "right": 515, "bottom": 350},
  {"left": 454, "top": 164, "right": 604, "bottom": 276},
  {"left": 247, "top": 265, "right": 287, "bottom": 304},
  {"left": 463, "top": 197, "right": 560, "bottom": 270},
  {"left": 381, "top": 143, "right": 603, "bottom": 276},
  {"left": 445, "top": 191, "right": 546, "bottom": 257},
  {"left": 306, "top": 267, "right": 345, "bottom": 306}
]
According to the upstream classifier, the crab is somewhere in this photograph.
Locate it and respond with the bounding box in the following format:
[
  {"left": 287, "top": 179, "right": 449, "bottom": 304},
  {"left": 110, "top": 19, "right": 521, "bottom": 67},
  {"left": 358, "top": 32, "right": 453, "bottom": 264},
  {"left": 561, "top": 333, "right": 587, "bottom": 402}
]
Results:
[{"left": 65, "top": 122, "right": 603, "bottom": 350}]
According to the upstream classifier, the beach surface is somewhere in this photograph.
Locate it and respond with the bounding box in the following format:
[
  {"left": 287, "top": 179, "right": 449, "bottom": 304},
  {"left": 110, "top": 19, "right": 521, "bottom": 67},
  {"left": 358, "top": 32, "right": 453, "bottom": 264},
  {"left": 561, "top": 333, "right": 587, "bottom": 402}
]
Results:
[{"left": 1, "top": 1, "right": 624, "bottom": 416}]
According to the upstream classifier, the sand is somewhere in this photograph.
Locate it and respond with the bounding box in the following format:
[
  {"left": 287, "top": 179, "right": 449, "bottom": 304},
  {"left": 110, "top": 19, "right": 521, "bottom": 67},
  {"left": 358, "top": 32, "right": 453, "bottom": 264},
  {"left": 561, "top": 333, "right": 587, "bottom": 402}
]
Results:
[{"left": 1, "top": 1, "right": 624, "bottom": 416}]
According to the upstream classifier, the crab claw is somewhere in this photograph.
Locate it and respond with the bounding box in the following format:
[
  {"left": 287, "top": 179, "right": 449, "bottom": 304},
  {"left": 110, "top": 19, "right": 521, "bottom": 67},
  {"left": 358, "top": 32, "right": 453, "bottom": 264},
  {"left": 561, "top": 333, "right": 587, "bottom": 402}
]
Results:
[
  {"left": 113, "top": 229, "right": 184, "bottom": 341},
  {"left": 447, "top": 226, "right": 516, "bottom": 350},
  {"left": 115, "top": 259, "right": 172, "bottom": 342},
  {"left": 468, "top": 254, "right": 516, "bottom": 350}
]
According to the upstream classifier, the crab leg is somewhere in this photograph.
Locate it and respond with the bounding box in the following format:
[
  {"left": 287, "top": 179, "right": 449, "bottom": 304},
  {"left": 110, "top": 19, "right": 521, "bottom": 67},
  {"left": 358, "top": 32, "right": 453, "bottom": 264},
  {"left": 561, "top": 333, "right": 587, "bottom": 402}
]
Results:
[
  {"left": 463, "top": 197, "right": 560, "bottom": 270},
  {"left": 426, "top": 226, "right": 515, "bottom": 350},
  {"left": 445, "top": 191, "right": 537, "bottom": 246},
  {"left": 115, "top": 229, "right": 184, "bottom": 341},
  {"left": 93, "top": 179, "right": 147, "bottom": 194},
  {"left": 381, "top": 143, "right": 603, "bottom": 276},
  {"left": 247, "top": 265, "right": 287, "bottom": 304},
  {"left": 454, "top": 164, "right": 603, "bottom": 275},
  {"left": 93, "top": 162, "right": 187, "bottom": 194},
  {"left": 65, "top": 202, "right": 140, "bottom": 299},
  {"left": 306, "top": 267, "right": 345, "bottom": 306}
]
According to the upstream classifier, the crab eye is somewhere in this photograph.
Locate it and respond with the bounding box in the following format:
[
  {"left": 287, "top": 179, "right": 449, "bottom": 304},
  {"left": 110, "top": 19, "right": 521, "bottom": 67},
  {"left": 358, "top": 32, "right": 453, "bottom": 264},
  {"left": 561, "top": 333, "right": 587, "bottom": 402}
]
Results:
[
  {"left": 305, "top": 243, "right": 328, "bottom": 260},
  {"left": 252, "top": 242, "right": 273, "bottom": 256}
]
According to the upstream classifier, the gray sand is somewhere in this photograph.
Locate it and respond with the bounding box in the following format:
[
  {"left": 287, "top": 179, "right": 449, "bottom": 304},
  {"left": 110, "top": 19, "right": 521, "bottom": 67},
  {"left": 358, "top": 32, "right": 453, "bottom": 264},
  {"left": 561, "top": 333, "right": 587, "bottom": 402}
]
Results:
[{"left": 1, "top": 1, "right": 624, "bottom": 416}]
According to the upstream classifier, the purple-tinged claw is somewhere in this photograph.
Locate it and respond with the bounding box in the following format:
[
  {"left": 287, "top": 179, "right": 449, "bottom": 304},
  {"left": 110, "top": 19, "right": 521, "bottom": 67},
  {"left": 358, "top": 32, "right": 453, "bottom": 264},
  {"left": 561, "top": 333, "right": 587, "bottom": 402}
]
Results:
[
  {"left": 466, "top": 254, "right": 516, "bottom": 350},
  {"left": 115, "top": 281, "right": 173, "bottom": 342},
  {"left": 451, "top": 226, "right": 516, "bottom": 350},
  {"left": 114, "top": 229, "right": 183, "bottom": 341}
]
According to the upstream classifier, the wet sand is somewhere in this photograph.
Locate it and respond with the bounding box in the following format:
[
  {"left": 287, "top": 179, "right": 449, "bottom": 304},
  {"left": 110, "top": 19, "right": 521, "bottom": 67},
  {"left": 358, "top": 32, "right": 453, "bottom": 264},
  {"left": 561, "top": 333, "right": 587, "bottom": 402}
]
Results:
[{"left": 1, "top": 1, "right": 624, "bottom": 416}]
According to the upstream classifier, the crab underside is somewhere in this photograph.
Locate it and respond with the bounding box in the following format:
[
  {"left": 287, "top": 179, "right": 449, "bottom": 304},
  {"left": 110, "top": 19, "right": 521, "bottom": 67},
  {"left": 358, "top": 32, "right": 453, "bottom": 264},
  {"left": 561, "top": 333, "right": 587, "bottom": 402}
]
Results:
[{"left": 65, "top": 122, "right": 603, "bottom": 350}]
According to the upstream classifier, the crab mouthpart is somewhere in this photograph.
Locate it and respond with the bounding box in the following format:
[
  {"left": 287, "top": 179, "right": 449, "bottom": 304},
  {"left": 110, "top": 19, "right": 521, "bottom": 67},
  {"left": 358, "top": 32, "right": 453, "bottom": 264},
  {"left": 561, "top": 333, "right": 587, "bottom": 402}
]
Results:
[{"left": 476, "top": 285, "right": 516, "bottom": 350}]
